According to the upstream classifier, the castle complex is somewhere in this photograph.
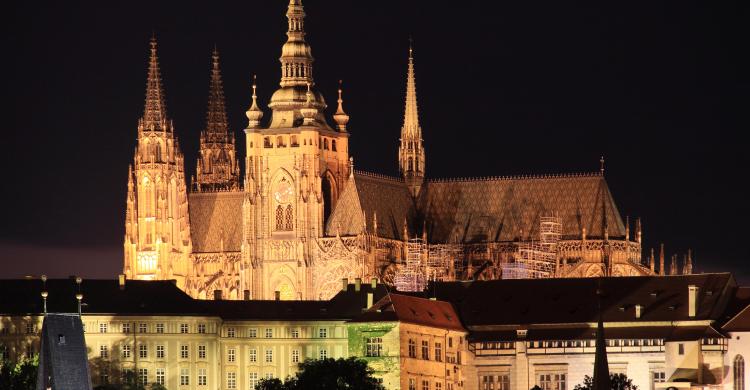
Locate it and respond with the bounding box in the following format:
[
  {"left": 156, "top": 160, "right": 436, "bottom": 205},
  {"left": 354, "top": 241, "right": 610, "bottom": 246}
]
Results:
[{"left": 122, "top": 0, "right": 671, "bottom": 301}]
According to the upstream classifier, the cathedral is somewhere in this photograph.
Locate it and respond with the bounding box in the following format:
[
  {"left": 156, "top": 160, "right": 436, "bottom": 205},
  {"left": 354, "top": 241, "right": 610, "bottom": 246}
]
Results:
[{"left": 122, "top": 0, "right": 663, "bottom": 301}]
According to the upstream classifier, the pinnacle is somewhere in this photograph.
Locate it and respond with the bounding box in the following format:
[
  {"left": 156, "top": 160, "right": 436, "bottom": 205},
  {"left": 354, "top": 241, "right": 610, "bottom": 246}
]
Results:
[
  {"left": 204, "top": 47, "right": 229, "bottom": 142},
  {"left": 142, "top": 37, "right": 169, "bottom": 132}
]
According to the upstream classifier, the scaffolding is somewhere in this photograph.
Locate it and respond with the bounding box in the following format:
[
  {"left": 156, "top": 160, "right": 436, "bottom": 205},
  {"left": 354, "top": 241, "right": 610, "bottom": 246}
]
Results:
[
  {"left": 501, "top": 215, "right": 562, "bottom": 279},
  {"left": 394, "top": 239, "right": 427, "bottom": 292}
]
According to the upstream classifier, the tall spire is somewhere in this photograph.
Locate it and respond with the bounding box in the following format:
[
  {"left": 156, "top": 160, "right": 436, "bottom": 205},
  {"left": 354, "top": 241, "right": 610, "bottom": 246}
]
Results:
[
  {"left": 333, "top": 80, "right": 350, "bottom": 131},
  {"left": 279, "top": 0, "right": 314, "bottom": 88},
  {"left": 649, "top": 248, "right": 655, "bottom": 273},
  {"left": 399, "top": 41, "right": 426, "bottom": 197},
  {"left": 246, "top": 75, "right": 264, "bottom": 128},
  {"left": 142, "top": 37, "right": 169, "bottom": 132},
  {"left": 195, "top": 47, "right": 239, "bottom": 191},
  {"left": 659, "top": 243, "right": 665, "bottom": 275}
]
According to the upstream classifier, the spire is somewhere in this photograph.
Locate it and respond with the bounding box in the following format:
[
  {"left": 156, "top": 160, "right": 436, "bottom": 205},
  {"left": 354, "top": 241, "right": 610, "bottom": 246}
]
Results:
[
  {"left": 659, "top": 243, "right": 665, "bottom": 275},
  {"left": 279, "top": 0, "right": 314, "bottom": 88},
  {"left": 592, "top": 281, "right": 611, "bottom": 390},
  {"left": 246, "top": 75, "right": 264, "bottom": 128},
  {"left": 333, "top": 80, "right": 350, "bottom": 132},
  {"left": 670, "top": 254, "right": 678, "bottom": 275},
  {"left": 399, "top": 41, "right": 426, "bottom": 197},
  {"left": 686, "top": 249, "right": 693, "bottom": 274},
  {"left": 142, "top": 37, "right": 169, "bottom": 132},
  {"left": 649, "top": 248, "right": 655, "bottom": 273},
  {"left": 204, "top": 46, "right": 230, "bottom": 142},
  {"left": 599, "top": 156, "right": 605, "bottom": 175}
]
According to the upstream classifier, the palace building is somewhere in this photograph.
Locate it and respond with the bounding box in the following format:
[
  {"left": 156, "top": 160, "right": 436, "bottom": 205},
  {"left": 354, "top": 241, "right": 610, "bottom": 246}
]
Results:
[{"left": 122, "top": 0, "right": 670, "bottom": 301}]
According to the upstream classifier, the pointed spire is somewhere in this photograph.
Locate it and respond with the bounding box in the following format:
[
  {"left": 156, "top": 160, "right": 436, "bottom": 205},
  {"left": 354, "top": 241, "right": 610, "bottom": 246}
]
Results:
[
  {"left": 399, "top": 41, "right": 426, "bottom": 197},
  {"left": 279, "top": 0, "right": 314, "bottom": 88},
  {"left": 685, "top": 249, "right": 693, "bottom": 274},
  {"left": 649, "top": 248, "right": 655, "bottom": 273},
  {"left": 670, "top": 254, "right": 678, "bottom": 275},
  {"left": 246, "top": 75, "right": 264, "bottom": 128},
  {"left": 333, "top": 80, "right": 350, "bottom": 132},
  {"left": 402, "top": 41, "right": 421, "bottom": 140},
  {"left": 659, "top": 243, "right": 665, "bottom": 275},
  {"left": 204, "top": 46, "right": 229, "bottom": 141},
  {"left": 142, "top": 37, "right": 169, "bottom": 132}
]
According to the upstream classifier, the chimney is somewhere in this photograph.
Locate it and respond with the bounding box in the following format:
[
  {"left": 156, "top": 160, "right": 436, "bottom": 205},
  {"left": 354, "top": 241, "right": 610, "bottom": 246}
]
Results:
[
  {"left": 275, "top": 291, "right": 281, "bottom": 301},
  {"left": 213, "top": 290, "right": 222, "bottom": 300},
  {"left": 342, "top": 278, "right": 349, "bottom": 292},
  {"left": 635, "top": 304, "right": 643, "bottom": 319},
  {"left": 688, "top": 285, "right": 699, "bottom": 317},
  {"left": 118, "top": 274, "right": 126, "bottom": 289},
  {"left": 355, "top": 278, "right": 361, "bottom": 292},
  {"left": 371, "top": 277, "right": 377, "bottom": 289},
  {"left": 243, "top": 290, "right": 250, "bottom": 301},
  {"left": 366, "top": 293, "right": 373, "bottom": 309}
]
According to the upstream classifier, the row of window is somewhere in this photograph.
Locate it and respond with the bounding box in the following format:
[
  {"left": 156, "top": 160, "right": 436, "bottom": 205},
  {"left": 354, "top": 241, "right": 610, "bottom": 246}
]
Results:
[
  {"left": 408, "top": 378, "right": 454, "bottom": 390},
  {"left": 91, "top": 322, "right": 208, "bottom": 334},
  {"left": 407, "top": 338, "right": 456, "bottom": 363},
  {"left": 113, "top": 343, "right": 207, "bottom": 360},
  {"left": 225, "top": 327, "right": 327, "bottom": 339},
  {"left": 259, "top": 136, "right": 338, "bottom": 152}
]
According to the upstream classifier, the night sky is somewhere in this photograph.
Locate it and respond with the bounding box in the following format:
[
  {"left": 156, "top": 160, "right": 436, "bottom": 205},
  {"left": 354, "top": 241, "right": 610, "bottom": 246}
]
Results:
[{"left": 3, "top": 1, "right": 748, "bottom": 282}]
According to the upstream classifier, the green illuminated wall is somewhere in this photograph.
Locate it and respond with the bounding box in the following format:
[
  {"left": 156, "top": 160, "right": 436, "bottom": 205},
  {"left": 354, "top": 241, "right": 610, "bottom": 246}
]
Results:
[{"left": 348, "top": 321, "right": 401, "bottom": 389}]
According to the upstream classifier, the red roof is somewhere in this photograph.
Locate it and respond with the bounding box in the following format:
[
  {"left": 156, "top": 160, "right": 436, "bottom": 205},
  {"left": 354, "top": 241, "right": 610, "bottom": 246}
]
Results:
[{"left": 351, "top": 293, "right": 465, "bottom": 332}]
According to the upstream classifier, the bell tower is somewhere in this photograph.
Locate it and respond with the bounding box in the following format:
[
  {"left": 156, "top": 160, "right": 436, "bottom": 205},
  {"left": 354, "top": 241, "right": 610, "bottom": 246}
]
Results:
[
  {"left": 123, "top": 38, "right": 192, "bottom": 287},
  {"left": 241, "top": 0, "right": 351, "bottom": 300},
  {"left": 398, "top": 44, "right": 425, "bottom": 197}
]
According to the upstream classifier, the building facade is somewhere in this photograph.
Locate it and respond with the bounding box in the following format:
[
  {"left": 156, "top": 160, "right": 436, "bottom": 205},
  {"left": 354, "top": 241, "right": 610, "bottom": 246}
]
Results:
[{"left": 121, "top": 0, "right": 665, "bottom": 302}]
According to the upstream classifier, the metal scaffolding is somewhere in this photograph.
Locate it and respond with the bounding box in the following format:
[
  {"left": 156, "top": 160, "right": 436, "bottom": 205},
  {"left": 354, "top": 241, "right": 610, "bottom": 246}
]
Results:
[
  {"left": 501, "top": 215, "right": 562, "bottom": 279},
  {"left": 394, "top": 238, "right": 427, "bottom": 292}
]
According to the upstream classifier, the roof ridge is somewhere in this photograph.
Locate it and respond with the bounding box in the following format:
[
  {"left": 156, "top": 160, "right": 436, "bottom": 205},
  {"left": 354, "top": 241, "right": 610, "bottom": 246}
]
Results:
[
  {"left": 426, "top": 171, "right": 603, "bottom": 183},
  {"left": 354, "top": 170, "right": 405, "bottom": 183}
]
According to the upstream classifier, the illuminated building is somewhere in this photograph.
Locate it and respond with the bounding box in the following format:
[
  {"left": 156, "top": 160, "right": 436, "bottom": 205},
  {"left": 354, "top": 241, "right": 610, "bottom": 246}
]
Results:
[{"left": 120, "top": 0, "right": 689, "bottom": 301}]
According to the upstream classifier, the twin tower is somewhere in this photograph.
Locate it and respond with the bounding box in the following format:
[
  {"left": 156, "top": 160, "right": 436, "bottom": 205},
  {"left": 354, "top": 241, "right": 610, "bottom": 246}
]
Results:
[{"left": 123, "top": 0, "right": 424, "bottom": 299}]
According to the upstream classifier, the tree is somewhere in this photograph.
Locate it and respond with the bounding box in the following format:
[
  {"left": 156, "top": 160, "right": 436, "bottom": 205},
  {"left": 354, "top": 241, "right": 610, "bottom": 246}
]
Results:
[
  {"left": 254, "top": 357, "right": 385, "bottom": 390},
  {"left": 0, "top": 355, "right": 39, "bottom": 390},
  {"left": 574, "top": 373, "right": 639, "bottom": 390}
]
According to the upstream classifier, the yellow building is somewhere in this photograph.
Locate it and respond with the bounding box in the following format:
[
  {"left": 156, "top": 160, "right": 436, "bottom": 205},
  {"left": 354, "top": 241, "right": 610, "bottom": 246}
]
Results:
[{"left": 122, "top": 0, "right": 656, "bottom": 302}]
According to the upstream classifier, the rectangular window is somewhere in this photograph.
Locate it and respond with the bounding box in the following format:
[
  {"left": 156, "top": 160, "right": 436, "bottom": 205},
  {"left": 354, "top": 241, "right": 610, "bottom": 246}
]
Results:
[
  {"left": 422, "top": 340, "right": 430, "bottom": 360},
  {"left": 422, "top": 380, "right": 430, "bottom": 390},
  {"left": 265, "top": 348, "right": 273, "bottom": 363},
  {"left": 198, "top": 344, "right": 206, "bottom": 359},
  {"left": 482, "top": 375, "right": 510, "bottom": 390},
  {"left": 366, "top": 337, "right": 383, "bottom": 357},
  {"left": 139, "top": 344, "right": 147, "bottom": 359},
  {"left": 26, "top": 322, "right": 35, "bottom": 334},
  {"left": 448, "top": 337, "right": 453, "bottom": 348},
  {"left": 180, "top": 323, "right": 189, "bottom": 334},
  {"left": 180, "top": 368, "right": 190, "bottom": 386},
  {"left": 156, "top": 323, "right": 164, "bottom": 334},
  {"left": 436, "top": 382, "right": 442, "bottom": 390},
  {"left": 139, "top": 323, "right": 147, "bottom": 333},
  {"left": 156, "top": 345, "right": 165, "bottom": 359},
  {"left": 678, "top": 343, "right": 685, "bottom": 355},
  {"left": 265, "top": 373, "right": 274, "bottom": 380},
  {"left": 99, "top": 323, "right": 108, "bottom": 333},
  {"left": 180, "top": 344, "right": 189, "bottom": 359},
  {"left": 249, "top": 373, "right": 259, "bottom": 389},
  {"left": 265, "top": 328, "right": 273, "bottom": 338},
  {"left": 198, "top": 323, "right": 206, "bottom": 334},
  {"left": 227, "top": 327, "right": 236, "bottom": 338},
  {"left": 198, "top": 368, "right": 207, "bottom": 386},
  {"left": 409, "top": 378, "right": 417, "bottom": 390},
  {"left": 249, "top": 328, "right": 258, "bottom": 338},
  {"left": 122, "top": 323, "right": 131, "bottom": 334},
  {"left": 228, "top": 348, "right": 236, "bottom": 363},
  {"left": 291, "top": 328, "right": 300, "bottom": 338},
  {"left": 292, "top": 349, "right": 300, "bottom": 363},
  {"left": 319, "top": 348, "right": 328, "bottom": 360},
  {"left": 319, "top": 328, "right": 328, "bottom": 338},
  {"left": 122, "top": 344, "right": 131, "bottom": 359},
  {"left": 651, "top": 371, "right": 666, "bottom": 390},
  {"left": 227, "top": 372, "right": 237, "bottom": 389},
  {"left": 100, "top": 367, "right": 109, "bottom": 385},
  {"left": 249, "top": 348, "right": 258, "bottom": 363},
  {"left": 138, "top": 368, "right": 148, "bottom": 386},
  {"left": 435, "top": 342, "right": 442, "bottom": 362},
  {"left": 539, "top": 373, "right": 566, "bottom": 390},
  {"left": 156, "top": 368, "right": 165, "bottom": 385},
  {"left": 408, "top": 339, "right": 417, "bottom": 358},
  {"left": 100, "top": 345, "right": 109, "bottom": 359}
]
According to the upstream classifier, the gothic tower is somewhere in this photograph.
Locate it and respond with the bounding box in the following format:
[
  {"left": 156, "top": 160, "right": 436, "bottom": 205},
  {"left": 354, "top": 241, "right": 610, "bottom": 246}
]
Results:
[
  {"left": 195, "top": 48, "right": 240, "bottom": 191},
  {"left": 398, "top": 44, "right": 425, "bottom": 198},
  {"left": 241, "top": 0, "right": 351, "bottom": 300},
  {"left": 124, "top": 38, "right": 192, "bottom": 286}
]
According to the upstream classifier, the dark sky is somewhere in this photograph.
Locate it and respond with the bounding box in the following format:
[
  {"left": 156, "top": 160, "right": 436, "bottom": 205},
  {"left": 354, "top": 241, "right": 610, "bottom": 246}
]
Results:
[{"left": 3, "top": 1, "right": 748, "bottom": 282}]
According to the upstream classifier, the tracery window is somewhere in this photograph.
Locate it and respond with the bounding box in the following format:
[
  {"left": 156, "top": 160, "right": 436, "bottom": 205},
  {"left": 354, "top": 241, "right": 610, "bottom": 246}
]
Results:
[
  {"left": 284, "top": 205, "right": 293, "bottom": 230},
  {"left": 275, "top": 205, "right": 284, "bottom": 231},
  {"left": 736, "top": 355, "right": 745, "bottom": 390}
]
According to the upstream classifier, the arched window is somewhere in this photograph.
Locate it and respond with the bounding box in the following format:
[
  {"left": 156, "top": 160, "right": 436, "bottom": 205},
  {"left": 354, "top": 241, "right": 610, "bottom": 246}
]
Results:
[
  {"left": 736, "top": 355, "right": 745, "bottom": 390},
  {"left": 323, "top": 139, "right": 329, "bottom": 150},
  {"left": 284, "top": 205, "right": 294, "bottom": 231},
  {"left": 408, "top": 157, "right": 414, "bottom": 171},
  {"left": 331, "top": 140, "right": 337, "bottom": 151},
  {"left": 275, "top": 205, "right": 284, "bottom": 231}
]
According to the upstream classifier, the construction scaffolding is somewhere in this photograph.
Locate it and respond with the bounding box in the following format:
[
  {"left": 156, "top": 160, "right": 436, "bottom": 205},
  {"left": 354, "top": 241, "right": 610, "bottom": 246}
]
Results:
[
  {"left": 394, "top": 238, "right": 427, "bottom": 292},
  {"left": 501, "top": 215, "right": 562, "bottom": 279}
]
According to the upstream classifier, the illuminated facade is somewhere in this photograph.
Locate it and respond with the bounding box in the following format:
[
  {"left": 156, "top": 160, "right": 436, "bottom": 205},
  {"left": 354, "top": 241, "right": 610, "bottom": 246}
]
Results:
[{"left": 122, "top": 0, "right": 665, "bottom": 301}]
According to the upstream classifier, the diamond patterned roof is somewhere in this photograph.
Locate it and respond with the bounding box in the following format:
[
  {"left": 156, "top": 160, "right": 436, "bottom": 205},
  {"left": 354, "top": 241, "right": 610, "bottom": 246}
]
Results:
[
  {"left": 418, "top": 174, "right": 625, "bottom": 243},
  {"left": 188, "top": 191, "right": 243, "bottom": 252}
]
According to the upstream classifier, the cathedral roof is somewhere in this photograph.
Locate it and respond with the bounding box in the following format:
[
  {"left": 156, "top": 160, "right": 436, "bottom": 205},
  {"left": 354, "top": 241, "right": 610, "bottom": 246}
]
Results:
[
  {"left": 188, "top": 191, "right": 244, "bottom": 253},
  {"left": 325, "top": 171, "right": 416, "bottom": 240},
  {"left": 418, "top": 173, "right": 625, "bottom": 243}
]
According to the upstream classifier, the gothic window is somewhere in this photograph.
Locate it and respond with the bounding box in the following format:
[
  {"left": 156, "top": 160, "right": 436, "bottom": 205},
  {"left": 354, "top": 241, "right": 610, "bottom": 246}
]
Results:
[
  {"left": 275, "top": 205, "right": 284, "bottom": 231},
  {"left": 736, "top": 355, "right": 745, "bottom": 390},
  {"left": 408, "top": 157, "right": 414, "bottom": 171},
  {"left": 323, "top": 138, "right": 329, "bottom": 150},
  {"left": 331, "top": 140, "right": 337, "bottom": 151},
  {"left": 277, "top": 136, "right": 285, "bottom": 147},
  {"left": 284, "top": 205, "right": 294, "bottom": 230},
  {"left": 291, "top": 135, "right": 299, "bottom": 147}
]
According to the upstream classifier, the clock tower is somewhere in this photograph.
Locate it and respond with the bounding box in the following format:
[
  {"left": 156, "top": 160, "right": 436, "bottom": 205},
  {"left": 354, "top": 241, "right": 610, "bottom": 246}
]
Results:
[{"left": 241, "top": 0, "right": 351, "bottom": 300}]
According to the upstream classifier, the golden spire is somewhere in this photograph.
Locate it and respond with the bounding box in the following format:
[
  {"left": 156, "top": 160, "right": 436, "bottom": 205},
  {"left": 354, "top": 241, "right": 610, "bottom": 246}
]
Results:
[
  {"left": 280, "top": 0, "right": 314, "bottom": 88},
  {"left": 333, "top": 80, "right": 350, "bottom": 132},
  {"left": 402, "top": 41, "right": 421, "bottom": 139},
  {"left": 246, "top": 75, "right": 264, "bottom": 128},
  {"left": 142, "top": 37, "right": 169, "bottom": 132},
  {"left": 204, "top": 46, "right": 230, "bottom": 142},
  {"left": 399, "top": 41, "right": 426, "bottom": 197}
]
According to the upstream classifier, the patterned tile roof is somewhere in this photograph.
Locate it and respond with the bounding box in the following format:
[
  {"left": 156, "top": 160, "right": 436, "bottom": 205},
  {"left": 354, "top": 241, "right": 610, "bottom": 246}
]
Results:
[
  {"left": 188, "top": 191, "right": 243, "bottom": 252},
  {"left": 326, "top": 171, "right": 416, "bottom": 239},
  {"left": 418, "top": 173, "right": 625, "bottom": 243}
]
